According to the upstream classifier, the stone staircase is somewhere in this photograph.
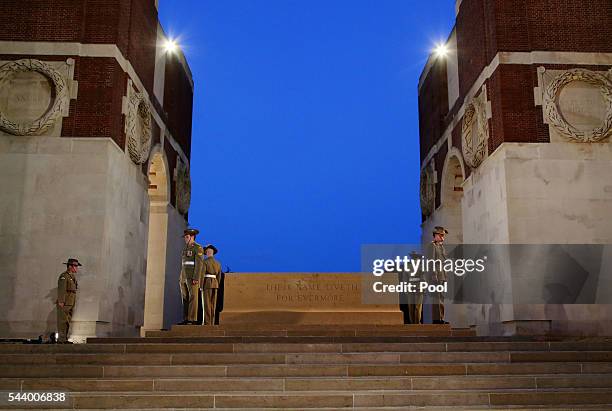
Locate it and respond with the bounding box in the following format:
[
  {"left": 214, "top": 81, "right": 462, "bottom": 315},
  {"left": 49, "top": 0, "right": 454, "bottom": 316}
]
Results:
[{"left": 0, "top": 324, "right": 611, "bottom": 409}]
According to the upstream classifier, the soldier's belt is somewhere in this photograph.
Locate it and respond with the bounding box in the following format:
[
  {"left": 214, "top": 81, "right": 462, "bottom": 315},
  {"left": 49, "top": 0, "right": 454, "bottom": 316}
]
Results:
[
  {"left": 66, "top": 290, "right": 76, "bottom": 293},
  {"left": 204, "top": 274, "right": 216, "bottom": 278},
  {"left": 183, "top": 261, "right": 195, "bottom": 266}
]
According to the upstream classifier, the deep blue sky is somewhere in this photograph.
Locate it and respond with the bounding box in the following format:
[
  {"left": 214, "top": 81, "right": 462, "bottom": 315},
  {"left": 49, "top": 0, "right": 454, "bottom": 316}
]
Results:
[{"left": 158, "top": 1, "right": 456, "bottom": 272}]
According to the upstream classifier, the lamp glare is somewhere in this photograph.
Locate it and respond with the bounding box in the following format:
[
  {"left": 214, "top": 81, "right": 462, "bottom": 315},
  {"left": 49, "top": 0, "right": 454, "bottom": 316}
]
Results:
[
  {"left": 163, "top": 39, "right": 178, "bottom": 54},
  {"left": 434, "top": 43, "right": 449, "bottom": 58}
]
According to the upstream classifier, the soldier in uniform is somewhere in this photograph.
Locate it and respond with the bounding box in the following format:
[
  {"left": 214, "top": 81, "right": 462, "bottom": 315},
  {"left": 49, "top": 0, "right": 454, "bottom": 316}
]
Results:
[
  {"left": 407, "top": 251, "right": 425, "bottom": 324},
  {"left": 427, "top": 226, "right": 449, "bottom": 324},
  {"left": 202, "top": 244, "right": 222, "bottom": 325},
  {"left": 56, "top": 258, "right": 81, "bottom": 343},
  {"left": 179, "top": 228, "right": 205, "bottom": 325}
]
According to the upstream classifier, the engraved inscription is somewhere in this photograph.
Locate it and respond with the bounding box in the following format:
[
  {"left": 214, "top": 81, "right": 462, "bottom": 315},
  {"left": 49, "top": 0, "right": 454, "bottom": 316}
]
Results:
[
  {"left": 264, "top": 280, "right": 359, "bottom": 306},
  {"left": 0, "top": 71, "right": 52, "bottom": 122},
  {"left": 0, "top": 59, "right": 72, "bottom": 136},
  {"left": 558, "top": 80, "right": 606, "bottom": 132},
  {"left": 541, "top": 68, "right": 612, "bottom": 142}
]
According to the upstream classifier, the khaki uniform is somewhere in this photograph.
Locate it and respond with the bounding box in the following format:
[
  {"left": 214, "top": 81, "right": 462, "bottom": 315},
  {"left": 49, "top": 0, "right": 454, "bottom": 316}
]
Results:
[
  {"left": 407, "top": 260, "right": 425, "bottom": 324},
  {"left": 179, "top": 242, "right": 205, "bottom": 322},
  {"left": 56, "top": 270, "right": 78, "bottom": 342},
  {"left": 427, "top": 240, "right": 447, "bottom": 322},
  {"left": 202, "top": 256, "right": 221, "bottom": 325}
]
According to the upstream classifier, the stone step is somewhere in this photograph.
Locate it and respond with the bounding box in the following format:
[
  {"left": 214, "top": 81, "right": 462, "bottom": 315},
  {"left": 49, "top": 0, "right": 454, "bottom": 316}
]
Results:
[
  {"left": 85, "top": 335, "right": 577, "bottom": 344},
  {"left": 5, "top": 340, "right": 612, "bottom": 354},
  {"left": 0, "top": 351, "right": 610, "bottom": 366},
  {"left": 146, "top": 324, "right": 468, "bottom": 338},
  {"left": 169, "top": 324, "right": 455, "bottom": 331},
  {"left": 1, "top": 390, "right": 610, "bottom": 409},
  {"left": 146, "top": 327, "right": 457, "bottom": 338},
  {"left": 3, "top": 361, "right": 607, "bottom": 378},
  {"left": 4, "top": 340, "right": 612, "bottom": 355},
  {"left": 2, "top": 375, "right": 612, "bottom": 392},
  {"left": 147, "top": 324, "right": 470, "bottom": 338}
]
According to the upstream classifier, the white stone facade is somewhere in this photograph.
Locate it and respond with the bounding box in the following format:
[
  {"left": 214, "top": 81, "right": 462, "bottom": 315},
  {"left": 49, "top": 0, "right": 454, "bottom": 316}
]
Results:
[
  {"left": 0, "top": 136, "right": 187, "bottom": 339},
  {"left": 423, "top": 141, "right": 612, "bottom": 335}
]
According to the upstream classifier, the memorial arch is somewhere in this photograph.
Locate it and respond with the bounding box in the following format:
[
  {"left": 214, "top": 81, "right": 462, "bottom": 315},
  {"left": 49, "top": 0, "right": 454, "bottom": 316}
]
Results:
[
  {"left": 439, "top": 148, "right": 469, "bottom": 327},
  {"left": 440, "top": 148, "right": 465, "bottom": 245},
  {"left": 142, "top": 145, "right": 171, "bottom": 335}
]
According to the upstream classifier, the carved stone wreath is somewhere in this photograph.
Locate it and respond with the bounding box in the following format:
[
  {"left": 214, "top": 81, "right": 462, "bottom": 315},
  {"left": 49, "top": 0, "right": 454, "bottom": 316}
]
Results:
[
  {"left": 125, "top": 89, "right": 152, "bottom": 164},
  {"left": 543, "top": 68, "right": 612, "bottom": 143},
  {"left": 176, "top": 160, "right": 191, "bottom": 215},
  {"left": 0, "top": 59, "right": 69, "bottom": 136},
  {"left": 461, "top": 89, "right": 489, "bottom": 168},
  {"left": 420, "top": 164, "right": 435, "bottom": 217}
]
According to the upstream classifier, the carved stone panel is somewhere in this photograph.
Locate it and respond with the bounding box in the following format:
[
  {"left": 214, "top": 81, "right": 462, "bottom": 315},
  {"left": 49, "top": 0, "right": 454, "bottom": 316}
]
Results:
[
  {"left": 420, "top": 163, "right": 435, "bottom": 217},
  {"left": 461, "top": 86, "right": 490, "bottom": 168},
  {"left": 176, "top": 159, "right": 191, "bottom": 215},
  {"left": 124, "top": 83, "right": 152, "bottom": 164},
  {"left": 537, "top": 67, "right": 612, "bottom": 143},
  {"left": 0, "top": 59, "right": 75, "bottom": 136}
]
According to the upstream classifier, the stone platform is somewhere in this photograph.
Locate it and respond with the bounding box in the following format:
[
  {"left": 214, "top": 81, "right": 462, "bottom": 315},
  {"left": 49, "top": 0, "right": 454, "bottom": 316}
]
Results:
[
  {"left": 219, "top": 273, "right": 404, "bottom": 325},
  {"left": 0, "top": 325, "right": 610, "bottom": 409},
  {"left": 145, "top": 324, "right": 473, "bottom": 338}
]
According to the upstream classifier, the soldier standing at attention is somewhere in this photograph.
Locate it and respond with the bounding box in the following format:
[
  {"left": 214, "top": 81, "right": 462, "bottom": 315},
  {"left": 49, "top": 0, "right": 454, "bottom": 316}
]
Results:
[
  {"left": 202, "top": 244, "right": 222, "bottom": 325},
  {"left": 56, "top": 258, "right": 81, "bottom": 343},
  {"left": 428, "top": 226, "right": 449, "bottom": 324},
  {"left": 179, "top": 228, "right": 205, "bottom": 325}
]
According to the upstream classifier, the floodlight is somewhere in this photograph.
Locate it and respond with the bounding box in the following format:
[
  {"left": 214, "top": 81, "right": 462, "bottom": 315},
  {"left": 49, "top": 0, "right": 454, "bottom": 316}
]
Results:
[
  {"left": 163, "top": 39, "right": 179, "bottom": 54},
  {"left": 433, "top": 43, "right": 449, "bottom": 58}
]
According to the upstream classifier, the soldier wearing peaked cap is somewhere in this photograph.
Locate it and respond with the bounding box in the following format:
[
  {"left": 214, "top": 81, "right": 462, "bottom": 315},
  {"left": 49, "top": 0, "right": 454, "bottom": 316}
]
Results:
[
  {"left": 427, "top": 226, "right": 449, "bottom": 324},
  {"left": 202, "top": 244, "right": 222, "bottom": 325},
  {"left": 179, "top": 228, "right": 205, "bottom": 325},
  {"left": 56, "top": 258, "right": 81, "bottom": 343}
]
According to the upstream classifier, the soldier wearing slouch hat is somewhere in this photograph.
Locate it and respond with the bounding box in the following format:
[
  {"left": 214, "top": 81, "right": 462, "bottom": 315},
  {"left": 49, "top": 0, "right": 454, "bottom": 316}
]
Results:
[
  {"left": 56, "top": 258, "right": 81, "bottom": 343},
  {"left": 427, "top": 226, "right": 449, "bottom": 324}
]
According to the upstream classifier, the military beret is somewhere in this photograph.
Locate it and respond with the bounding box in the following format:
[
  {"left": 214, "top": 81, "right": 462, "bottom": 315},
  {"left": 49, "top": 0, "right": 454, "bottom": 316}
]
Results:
[
  {"left": 204, "top": 244, "right": 218, "bottom": 255},
  {"left": 183, "top": 228, "right": 199, "bottom": 237},
  {"left": 63, "top": 258, "right": 82, "bottom": 266},
  {"left": 433, "top": 226, "right": 448, "bottom": 235}
]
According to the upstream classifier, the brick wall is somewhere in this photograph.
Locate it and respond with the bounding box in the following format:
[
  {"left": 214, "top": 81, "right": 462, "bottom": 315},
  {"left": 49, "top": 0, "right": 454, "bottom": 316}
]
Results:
[
  {"left": 163, "top": 54, "right": 194, "bottom": 159},
  {"left": 454, "top": 0, "right": 612, "bottom": 101},
  {"left": 418, "top": 62, "right": 448, "bottom": 163},
  {"left": 0, "top": 0, "right": 84, "bottom": 42},
  {"left": 492, "top": 0, "right": 612, "bottom": 54},
  {"left": 126, "top": 0, "right": 158, "bottom": 95},
  {"left": 486, "top": 65, "right": 547, "bottom": 153},
  {"left": 420, "top": 0, "right": 612, "bottom": 168},
  {"left": 0, "top": 0, "right": 193, "bottom": 203},
  {"left": 455, "top": 0, "right": 493, "bottom": 99},
  {"left": 0, "top": 54, "right": 127, "bottom": 148},
  {"left": 0, "top": 0, "right": 194, "bottom": 159},
  {"left": 488, "top": 63, "right": 612, "bottom": 153},
  {"left": 66, "top": 57, "right": 127, "bottom": 147}
]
